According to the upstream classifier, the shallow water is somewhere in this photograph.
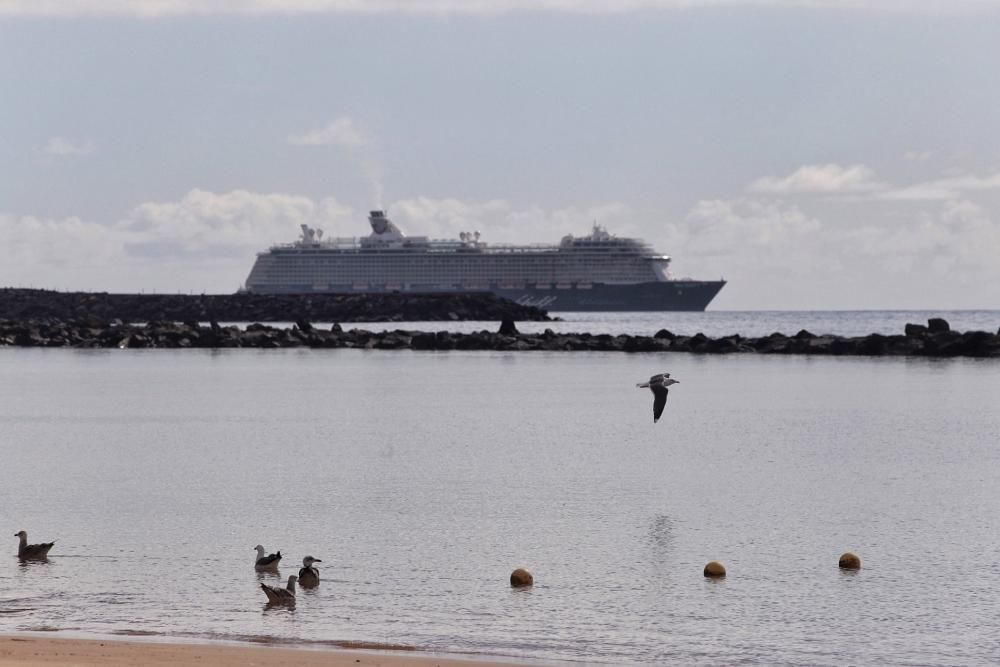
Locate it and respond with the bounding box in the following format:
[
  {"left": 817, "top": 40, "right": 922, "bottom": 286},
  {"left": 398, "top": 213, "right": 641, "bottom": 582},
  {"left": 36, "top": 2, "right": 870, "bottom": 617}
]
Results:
[{"left": 2, "top": 347, "right": 999, "bottom": 666}]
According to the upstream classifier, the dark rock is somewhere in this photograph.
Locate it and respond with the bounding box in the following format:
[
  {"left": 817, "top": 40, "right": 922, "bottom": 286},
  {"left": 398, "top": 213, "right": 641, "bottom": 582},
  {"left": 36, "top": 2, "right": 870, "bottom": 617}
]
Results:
[
  {"left": 295, "top": 319, "right": 313, "bottom": 332},
  {"left": 922, "top": 330, "right": 960, "bottom": 356},
  {"left": 498, "top": 318, "right": 519, "bottom": 335},
  {"left": 904, "top": 323, "right": 928, "bottom": 337},
  {"left": 795, "top": 329, "right": 815, "bottom": 339},
  {"left": 857, "top": 334, "right": 889, "bottom": 356},
  {"left": 956, "top": 331, "right": 999, "bottom": 357},
  {"left": 707, "top": 336, "right": 741, "bottom": 353},
  {"left": 2, "top": 315, "right": 999, "bottom": 357},
  {"left": 653, "top": 328, "right": 675, "bottom": 340},
  {"left": 927, "top": 317, "right": 950, "bottom": 333}
]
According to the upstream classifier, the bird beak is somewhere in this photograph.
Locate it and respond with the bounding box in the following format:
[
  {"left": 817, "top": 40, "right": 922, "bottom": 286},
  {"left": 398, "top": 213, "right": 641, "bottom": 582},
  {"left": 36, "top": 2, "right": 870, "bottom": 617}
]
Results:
[{"left": 315, "top": 559, "right": 322, "bottom": 563}]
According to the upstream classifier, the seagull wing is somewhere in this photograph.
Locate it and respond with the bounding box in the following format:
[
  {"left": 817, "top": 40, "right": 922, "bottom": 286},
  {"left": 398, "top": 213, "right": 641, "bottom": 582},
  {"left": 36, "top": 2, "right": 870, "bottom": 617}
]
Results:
[
  {"left": 256, "top": 551, "right": 281, "bottom": 567},
  {"left": 261, "top": 583, "right": 293, "bottom": 601},
  {"left": 260, "top": 583, "right": 280, "bottom": 602},
  {"left": 651, "top": 384, "right": 669, "bottom": 422},
  {"left": 21, "top": 541, "right": 55, "bottom": 559}
]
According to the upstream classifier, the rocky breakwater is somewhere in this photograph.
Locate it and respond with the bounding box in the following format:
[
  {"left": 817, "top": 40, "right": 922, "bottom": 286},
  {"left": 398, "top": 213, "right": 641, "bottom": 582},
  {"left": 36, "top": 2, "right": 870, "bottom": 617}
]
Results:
[
  {"left": 1, "top": 317, "right": 998, "bottom": 357},
  {"left": 0, "top": 288, "right": 550, "bottom": 323}
]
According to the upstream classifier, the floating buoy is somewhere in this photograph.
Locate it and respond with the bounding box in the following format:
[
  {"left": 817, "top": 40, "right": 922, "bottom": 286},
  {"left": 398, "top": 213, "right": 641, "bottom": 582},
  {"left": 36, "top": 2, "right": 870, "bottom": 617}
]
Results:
[
  {"left": 703, "top": 561, "right": 726, "bottom": 578},
  {"left": 510, "top": 568, "right": 534, "bottom": 587},
  {"left": 839, "top": 552, "right": 861, "bottom": 570}
]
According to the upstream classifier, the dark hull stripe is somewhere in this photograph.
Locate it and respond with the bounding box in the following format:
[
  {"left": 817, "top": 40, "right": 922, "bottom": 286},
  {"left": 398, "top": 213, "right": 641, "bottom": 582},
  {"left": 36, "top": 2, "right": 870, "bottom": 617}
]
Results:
[{"left": 245, "top": 281, "right": 726, "bottom": 312}]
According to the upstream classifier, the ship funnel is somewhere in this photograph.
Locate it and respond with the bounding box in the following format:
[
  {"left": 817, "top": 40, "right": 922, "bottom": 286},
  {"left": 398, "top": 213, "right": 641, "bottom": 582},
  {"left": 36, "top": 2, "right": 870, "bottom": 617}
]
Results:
[{"left": 367, "top": 209, "right": 405, "bottom": 239}]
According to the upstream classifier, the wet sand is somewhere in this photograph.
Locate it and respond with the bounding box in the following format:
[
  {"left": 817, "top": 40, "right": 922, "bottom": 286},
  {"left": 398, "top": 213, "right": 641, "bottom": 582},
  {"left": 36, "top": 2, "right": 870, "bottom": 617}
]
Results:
[{"left": 0, "top": 635, "right": 530, "bottom": 667}]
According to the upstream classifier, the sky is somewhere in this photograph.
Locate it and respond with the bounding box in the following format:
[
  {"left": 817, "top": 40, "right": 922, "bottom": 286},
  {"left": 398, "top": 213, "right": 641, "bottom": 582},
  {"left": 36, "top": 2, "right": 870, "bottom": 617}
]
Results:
[{"left": 2, "top": 0, "right": 1000, "bottom": 309}]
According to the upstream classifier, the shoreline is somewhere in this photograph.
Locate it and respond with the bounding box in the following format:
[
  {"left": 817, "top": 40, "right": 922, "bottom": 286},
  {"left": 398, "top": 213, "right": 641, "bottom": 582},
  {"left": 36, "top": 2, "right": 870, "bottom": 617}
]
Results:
[
  {"left": 0, "top": 633, "right": 549, "bottom": 667},
  {"left": 1, "top": 316, "right": 998, "bottom": 357}
]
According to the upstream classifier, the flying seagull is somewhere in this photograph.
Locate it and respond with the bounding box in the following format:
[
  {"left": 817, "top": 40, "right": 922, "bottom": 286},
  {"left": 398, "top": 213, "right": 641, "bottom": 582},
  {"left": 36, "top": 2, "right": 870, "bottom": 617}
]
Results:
[
  {"left": 15, "top": 530, "right": 55, "bottom": 560},
  {"left": 298, "top": 556, "right": 322, "bottom": 588},
  {"left": 636, "top": 373, "right": 680, "bottom": 423},
  {"left": 254, "top": 545, "right": 282, "bottom": 572},
  {"left": 261, "top": 575, "right": 297, "bottom": 603}
]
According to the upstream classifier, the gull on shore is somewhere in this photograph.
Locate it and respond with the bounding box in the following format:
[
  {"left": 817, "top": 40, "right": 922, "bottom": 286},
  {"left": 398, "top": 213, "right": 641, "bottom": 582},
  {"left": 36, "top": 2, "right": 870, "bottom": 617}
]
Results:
[
  {"left": 637, "top": 373, "right": 680, "bottom": 423},
  {"left": 261, "top": 575, "right": 297, "bottom": 603},
  {"left": 15, "top": 530, "right": 55, "bottom": 560},
  {"left": 298, "top": 556, "right": 322, "bottom": 588},
  {"left": 254, "top": 545, "right": 282, "bottom": 572}
]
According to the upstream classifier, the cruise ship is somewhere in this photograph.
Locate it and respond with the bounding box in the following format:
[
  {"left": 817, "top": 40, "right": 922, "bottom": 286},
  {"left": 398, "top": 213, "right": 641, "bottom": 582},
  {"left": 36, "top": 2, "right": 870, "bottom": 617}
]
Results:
[{"left": 242, "top": 210, "right": 725, "bottom": 311}]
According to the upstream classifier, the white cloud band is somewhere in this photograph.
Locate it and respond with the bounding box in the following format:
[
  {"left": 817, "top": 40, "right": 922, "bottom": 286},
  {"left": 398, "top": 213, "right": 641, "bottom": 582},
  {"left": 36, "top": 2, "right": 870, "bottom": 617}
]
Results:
[{"left": 2, "top": 0, "right": 998, "bottom": 17}]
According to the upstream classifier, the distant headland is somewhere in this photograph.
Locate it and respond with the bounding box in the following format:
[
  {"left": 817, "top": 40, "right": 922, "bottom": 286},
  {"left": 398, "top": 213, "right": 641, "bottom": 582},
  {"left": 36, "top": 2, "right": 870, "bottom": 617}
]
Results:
[{"left": 0, "top": 288, "right": 550, "bottom": 323}]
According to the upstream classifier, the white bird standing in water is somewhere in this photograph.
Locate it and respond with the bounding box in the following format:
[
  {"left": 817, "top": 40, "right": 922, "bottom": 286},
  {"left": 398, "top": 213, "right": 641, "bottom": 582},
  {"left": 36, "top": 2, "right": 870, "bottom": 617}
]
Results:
[
  {"left": 261, "top": 575, "right": 297, "bottom": 603},
  {"left": 298, "top": 556, "right": 322, "bottom": 588},
  {"left": 254, "top": 545, "right": 282, "bottom": 572},
  {"left": 637, "top": 373, "right": 679, "bottom": 423}
]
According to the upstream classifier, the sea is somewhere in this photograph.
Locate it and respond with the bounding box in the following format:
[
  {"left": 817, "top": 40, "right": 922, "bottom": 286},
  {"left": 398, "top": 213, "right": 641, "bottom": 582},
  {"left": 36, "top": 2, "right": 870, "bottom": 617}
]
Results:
[{"left": 2, "top": 310, "right": 999, "bottom": 667}]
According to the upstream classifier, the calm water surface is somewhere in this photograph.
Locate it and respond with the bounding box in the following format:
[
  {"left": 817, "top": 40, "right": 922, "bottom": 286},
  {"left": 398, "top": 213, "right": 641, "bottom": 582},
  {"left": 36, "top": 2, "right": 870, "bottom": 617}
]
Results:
[{"left": 1, "top": 346, "right": 999, "bottom": 666}]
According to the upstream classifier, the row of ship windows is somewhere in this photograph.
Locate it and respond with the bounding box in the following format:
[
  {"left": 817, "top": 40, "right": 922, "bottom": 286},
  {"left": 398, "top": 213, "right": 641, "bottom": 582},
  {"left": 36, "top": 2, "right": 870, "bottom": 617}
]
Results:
[{"left": 260, "top": 273, "right": 656, "bottom": 283}]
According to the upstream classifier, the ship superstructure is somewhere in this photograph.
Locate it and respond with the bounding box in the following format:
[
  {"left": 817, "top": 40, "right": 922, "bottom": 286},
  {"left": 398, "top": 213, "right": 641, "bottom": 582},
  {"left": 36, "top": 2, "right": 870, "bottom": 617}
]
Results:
[{"left": 243, "top": 210, "right": 725, "bottom": 311}]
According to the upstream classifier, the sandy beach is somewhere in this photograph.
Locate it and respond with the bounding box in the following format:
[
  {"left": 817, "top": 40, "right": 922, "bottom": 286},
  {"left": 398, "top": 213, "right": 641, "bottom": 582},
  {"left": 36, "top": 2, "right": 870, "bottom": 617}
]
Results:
[{"left": 0, "top": 635, "right": 530, "bottom": 667}]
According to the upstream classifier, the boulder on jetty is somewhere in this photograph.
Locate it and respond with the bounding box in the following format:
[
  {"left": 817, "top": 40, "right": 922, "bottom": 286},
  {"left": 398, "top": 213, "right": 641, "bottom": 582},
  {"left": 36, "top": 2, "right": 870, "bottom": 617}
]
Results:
[
  {"left": 927, "top": 317, "right": 950, "bottom": 333},
  {"left": 2, "top": 317, "right": 998, "bottom": 357},
  {"left": 498, "top": 318, "right": 519, "bottom": 335},
  {"left": 510, "top": 568, "right": 534, "bottom": 588}
]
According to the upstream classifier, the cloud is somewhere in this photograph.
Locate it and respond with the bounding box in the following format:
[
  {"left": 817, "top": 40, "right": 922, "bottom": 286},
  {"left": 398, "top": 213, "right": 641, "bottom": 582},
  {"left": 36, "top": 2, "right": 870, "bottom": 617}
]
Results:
[
  {"left": 2, "top": 0, "right": 998, "bottom": 17},
  {"left": 388, "top": 197, "right": 636, "bottom": 243},
  {"left": 41, "top": 137, "right": 95, "bottom": 156},
  {"left": 288, "top": 116, "right": 384, "bottom": 205},
  {"left": 662, "top": 194, "right": 1000, "bottom": 307},
  {"left": 0, "top": 190, "right": 356, "bottom": 292},
  {"left": 673, "top": 198, "right": 822, "bottom": 261},
  {"left": 751, "top": 164, "right": 1000, "bottom": 202},
  {"left": 748, "top": 164, "right": 885, "bottom": 195},
  {"left": 879, "top": 172, "right": 1000, "bottom": 201},
  {"left": 846, "top": 199, "right": 1000, "bottom": 277},
  {"left": 121, "top": 189, "right": 354, "bottom": 257},
  {"left": 4, "top": 188, "right": 998, "bottom": 307},
  {"left": 0, "top": 190, "right": 633, "bottom": 292},
  {"left": 288, "top": 116, "right": 366, "bottom": 148}
]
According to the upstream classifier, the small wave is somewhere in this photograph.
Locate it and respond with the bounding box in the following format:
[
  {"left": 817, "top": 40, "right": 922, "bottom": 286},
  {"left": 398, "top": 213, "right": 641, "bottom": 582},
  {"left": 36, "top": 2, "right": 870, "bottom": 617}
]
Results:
[{"left": 176, "top": 631, "right": 418, "bottom": 652}]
